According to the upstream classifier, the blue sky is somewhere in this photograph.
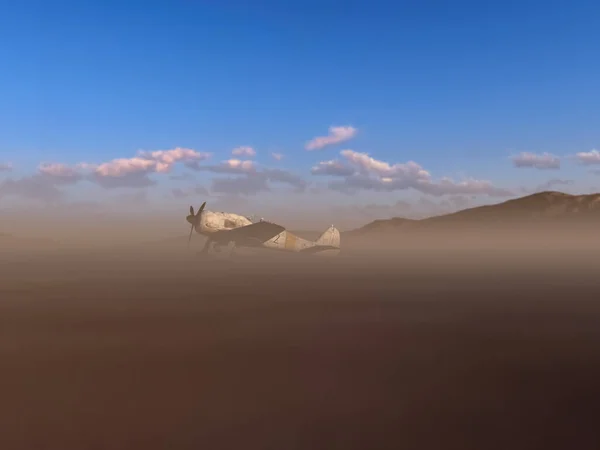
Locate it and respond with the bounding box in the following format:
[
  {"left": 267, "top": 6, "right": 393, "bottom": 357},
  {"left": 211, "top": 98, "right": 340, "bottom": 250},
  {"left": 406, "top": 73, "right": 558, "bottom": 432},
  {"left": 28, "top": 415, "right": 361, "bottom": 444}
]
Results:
[{"left": 1, "top": 0, "right": 600, "bottom": 226}]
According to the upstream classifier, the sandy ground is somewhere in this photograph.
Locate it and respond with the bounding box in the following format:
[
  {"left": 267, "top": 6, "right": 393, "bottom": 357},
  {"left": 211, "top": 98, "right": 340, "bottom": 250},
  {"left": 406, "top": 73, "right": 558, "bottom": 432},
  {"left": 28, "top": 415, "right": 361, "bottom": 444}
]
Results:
[{"left": 1, "top": 246, "right": 600, "bottom": 450}]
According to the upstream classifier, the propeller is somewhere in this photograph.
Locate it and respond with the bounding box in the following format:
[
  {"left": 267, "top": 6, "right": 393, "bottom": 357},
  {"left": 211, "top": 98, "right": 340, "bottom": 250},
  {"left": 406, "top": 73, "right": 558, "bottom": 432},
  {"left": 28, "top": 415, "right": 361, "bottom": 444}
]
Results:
[{"left": 186, "top": 201, "right": 206, "bottom": 247}]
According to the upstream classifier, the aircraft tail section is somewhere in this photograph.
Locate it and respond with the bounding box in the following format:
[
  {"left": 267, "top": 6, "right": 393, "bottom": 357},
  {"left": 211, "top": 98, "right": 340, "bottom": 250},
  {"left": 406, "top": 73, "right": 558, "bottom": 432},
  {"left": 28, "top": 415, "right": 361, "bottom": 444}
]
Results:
[
  {"left": 299, "top": 226, "right": 341, "bottom": 255},
  {"left": 313, "top": 225, "right": 341, "bottom": 252}
]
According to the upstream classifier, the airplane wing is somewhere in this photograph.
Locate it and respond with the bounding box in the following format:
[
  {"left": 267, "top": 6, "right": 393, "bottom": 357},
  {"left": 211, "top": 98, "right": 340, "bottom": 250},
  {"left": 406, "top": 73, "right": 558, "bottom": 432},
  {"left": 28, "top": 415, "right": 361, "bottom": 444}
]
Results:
[{"left": 210, "top": 221, "right": 286, "bottom": 245}]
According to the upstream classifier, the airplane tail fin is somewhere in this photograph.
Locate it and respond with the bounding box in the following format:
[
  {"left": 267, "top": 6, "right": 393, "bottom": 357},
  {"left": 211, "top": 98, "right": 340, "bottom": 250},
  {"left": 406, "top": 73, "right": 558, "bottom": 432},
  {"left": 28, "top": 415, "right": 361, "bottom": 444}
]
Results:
[
  {"left": 315, "top": 225, "right": 341, "bottom": 249},
  {"left": 298, "top": 225, "right": 341, "bottom": 255}
]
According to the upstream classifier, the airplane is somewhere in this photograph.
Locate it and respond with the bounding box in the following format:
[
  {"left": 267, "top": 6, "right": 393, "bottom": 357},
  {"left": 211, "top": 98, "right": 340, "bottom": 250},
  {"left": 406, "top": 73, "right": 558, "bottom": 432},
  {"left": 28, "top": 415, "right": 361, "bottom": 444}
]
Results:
[{"left": 185, "top": 202, "right": 341, "bottom": 257}]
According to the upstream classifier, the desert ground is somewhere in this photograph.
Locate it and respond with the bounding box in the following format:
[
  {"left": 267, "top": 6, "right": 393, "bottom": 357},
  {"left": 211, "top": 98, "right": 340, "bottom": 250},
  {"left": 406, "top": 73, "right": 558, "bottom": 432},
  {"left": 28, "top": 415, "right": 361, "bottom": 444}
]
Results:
[{"left": 1, "top": 235, "right": 600, "bottom": 450}]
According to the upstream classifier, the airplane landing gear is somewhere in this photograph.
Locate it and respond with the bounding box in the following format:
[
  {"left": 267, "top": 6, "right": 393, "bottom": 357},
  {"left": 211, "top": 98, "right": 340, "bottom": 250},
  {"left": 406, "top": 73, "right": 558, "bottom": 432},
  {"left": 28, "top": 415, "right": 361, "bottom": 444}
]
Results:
[
  {"left": 195, "top": 239, "right": 237, "bottom": 261},
  {"left": 196, "top": 238, "right": 215, "bottom": 258}
]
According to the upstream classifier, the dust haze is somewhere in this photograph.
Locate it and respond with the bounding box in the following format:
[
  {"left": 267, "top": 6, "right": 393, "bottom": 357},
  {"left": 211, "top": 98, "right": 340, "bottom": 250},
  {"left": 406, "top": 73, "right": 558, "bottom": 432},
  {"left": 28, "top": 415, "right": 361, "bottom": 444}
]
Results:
[{"left": 2, "top": 202, "right": 600, "bottom": 449}]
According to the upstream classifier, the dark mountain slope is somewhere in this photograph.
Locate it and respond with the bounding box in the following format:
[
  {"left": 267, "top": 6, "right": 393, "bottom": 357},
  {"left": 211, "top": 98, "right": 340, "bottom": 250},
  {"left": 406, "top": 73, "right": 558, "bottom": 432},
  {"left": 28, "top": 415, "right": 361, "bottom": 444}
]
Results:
[{"left": 345, "top": 191, "right": 600, "bottom": 237}]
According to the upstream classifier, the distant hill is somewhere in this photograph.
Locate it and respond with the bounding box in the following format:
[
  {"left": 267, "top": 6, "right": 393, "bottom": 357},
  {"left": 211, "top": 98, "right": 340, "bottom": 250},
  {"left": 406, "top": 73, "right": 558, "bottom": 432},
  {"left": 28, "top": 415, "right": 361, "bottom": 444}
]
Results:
[{"left": 345, "top": 191, "right": 600, "bottom": 237}]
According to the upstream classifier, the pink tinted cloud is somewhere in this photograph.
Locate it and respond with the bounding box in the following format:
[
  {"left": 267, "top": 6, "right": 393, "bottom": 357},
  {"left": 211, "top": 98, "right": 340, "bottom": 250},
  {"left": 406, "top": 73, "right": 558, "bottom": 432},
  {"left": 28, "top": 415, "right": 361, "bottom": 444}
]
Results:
[
  {"left": 305, "top": 126, "right": 357, "bottom": 150},
  {"left": 231, "top": 146, "right": 256, "bottom": 158},
  {"left": 575, "top": 149, "right": 600, "bottom": 165},
  {"left": 315, "top": 150, "right": 512, "bottom": 197}
]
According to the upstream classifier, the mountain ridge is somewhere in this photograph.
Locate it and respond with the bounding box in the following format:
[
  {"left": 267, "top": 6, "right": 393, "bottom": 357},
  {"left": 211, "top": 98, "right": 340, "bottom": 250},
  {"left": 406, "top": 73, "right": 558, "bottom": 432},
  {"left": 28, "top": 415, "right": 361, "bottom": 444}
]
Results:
[{"left": 345, "top": 191, "right": 600, "bottom": 236}]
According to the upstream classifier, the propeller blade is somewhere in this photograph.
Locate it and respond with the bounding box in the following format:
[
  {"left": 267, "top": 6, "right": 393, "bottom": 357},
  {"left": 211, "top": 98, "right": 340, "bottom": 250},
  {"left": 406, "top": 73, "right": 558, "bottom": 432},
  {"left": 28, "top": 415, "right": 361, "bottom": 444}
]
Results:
[
  {"left": 187, "top": 223, "right": 194, "bottom": 247},
  {"left": 187, "top": 202, "right": 206, "bottom": 249}
]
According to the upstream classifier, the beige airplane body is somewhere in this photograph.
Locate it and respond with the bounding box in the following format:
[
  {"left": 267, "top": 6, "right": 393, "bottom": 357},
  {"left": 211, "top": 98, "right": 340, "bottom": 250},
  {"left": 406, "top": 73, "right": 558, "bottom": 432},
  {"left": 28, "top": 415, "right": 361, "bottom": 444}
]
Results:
[{"left": 185, "top": 202, "right": 341, "bottom": 256}]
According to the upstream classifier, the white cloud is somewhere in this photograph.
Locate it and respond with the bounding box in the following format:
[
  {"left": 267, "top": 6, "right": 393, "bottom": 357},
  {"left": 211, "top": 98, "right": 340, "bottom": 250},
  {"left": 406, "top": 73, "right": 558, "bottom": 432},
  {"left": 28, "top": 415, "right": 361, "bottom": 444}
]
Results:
[
  {"left": 305, "top": 126, "right": 357, "bottom": 150},
  {"left": 340, "top": 150, "right": 431, "bottom": 180},
  {"left": 93, "top": 157, "right": 155, "bottom": 177},
  {"left": 271, "top": 152, "right": 283, "bottom": 161},
  {"left": 212, "top": 159, "right": 257, "bottom": 174},
  {"left": 231, "top": 146, "right": 256, "bottom": 158},
  {"left": 14, "top": 147, "right": 211, "bottom": 190},
  {"left": 95, "top": 147, "right": 210, "bottom": 176},
  {"left": 511, "top": 152, "right": 560, "bottom": 169},
  {"left": 314, "top": 150, "right": 512, "bottom": 197},
  {"left": 223, "top": 159, "right": 256, "bottom": 172},
  {"left": 137, "top": 147, "right": 210, "bottom": 172},
  {"left": 575, "top": 149, "right": 600, "bottom": 165},
  {"left": 88, "top": 147, "right": 210, "bottom": 188},
  {"left": 311, "top": 159, "right": 355, "bottom": 176},
  {"left": 0, "top": 147, "right": 304, "bottom": 202},
  {"left": 0, "top": 162, "right": 12, "bottom": 172}
]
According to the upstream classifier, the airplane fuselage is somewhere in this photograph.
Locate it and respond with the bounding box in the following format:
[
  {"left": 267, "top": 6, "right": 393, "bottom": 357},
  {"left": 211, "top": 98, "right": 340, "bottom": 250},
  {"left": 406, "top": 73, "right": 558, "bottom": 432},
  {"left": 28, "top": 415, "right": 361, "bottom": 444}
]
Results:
[
  {"left": 258, "top": 229, "right": 317, "bottom": 252},
  {"left": 195, "top": 210, "right": 254, "bottom": 235},
  {"left": 191, "top": 210, "right": 322, "bottom": 252}
]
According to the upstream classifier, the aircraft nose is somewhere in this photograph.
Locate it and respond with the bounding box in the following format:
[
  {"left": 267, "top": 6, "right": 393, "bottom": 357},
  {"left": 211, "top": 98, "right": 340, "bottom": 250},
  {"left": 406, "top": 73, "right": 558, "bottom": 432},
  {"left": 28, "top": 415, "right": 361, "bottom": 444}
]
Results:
[{"left": 186, "top": 215, "right": 195, "bottom": 225}]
